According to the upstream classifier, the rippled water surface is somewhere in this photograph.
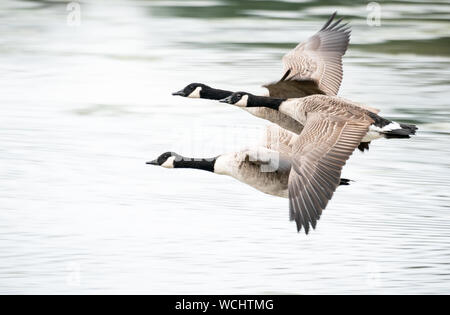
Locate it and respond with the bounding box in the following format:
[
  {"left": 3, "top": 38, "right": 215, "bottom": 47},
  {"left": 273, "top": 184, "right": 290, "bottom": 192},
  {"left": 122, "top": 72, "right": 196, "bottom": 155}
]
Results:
[{"left": 1, "top": 0, "right": 450, "bottom": 294}]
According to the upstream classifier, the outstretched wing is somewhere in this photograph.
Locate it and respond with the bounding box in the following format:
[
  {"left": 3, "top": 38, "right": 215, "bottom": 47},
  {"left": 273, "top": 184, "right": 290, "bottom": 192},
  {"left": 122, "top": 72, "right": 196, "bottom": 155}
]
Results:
[
  {"left": 242, "top": 148, "right": 292, "bottom": 174},
  {"left": 268, "top": 12, "right": 351, "bottom": 97},
  {"left": 288, "top": 113, "right": 370, "bottom": 234}
]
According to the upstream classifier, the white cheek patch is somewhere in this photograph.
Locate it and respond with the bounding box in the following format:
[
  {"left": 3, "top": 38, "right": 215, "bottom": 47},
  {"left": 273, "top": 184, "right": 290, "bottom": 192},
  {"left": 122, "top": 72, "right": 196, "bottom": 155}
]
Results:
[
  {"left": 161, "top": 156, "right": 176, "bottom": 168},
  {"left": 188, "top": 87, "right": 202, "bottom": 98},
  {"left": 235, "top": 95, "right": 249, "bottom": 107},
  {"left": 370, "top": 122, "right": 401, "bottom": 133}
]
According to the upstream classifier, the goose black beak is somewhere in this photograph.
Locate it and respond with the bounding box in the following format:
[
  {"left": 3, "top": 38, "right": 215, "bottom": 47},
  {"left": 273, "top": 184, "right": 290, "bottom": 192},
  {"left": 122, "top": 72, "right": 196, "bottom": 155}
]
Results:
[
  {"left": 172, "top": 90, "right": 186, "bottom": 97},
  {"left": 146, "top": 160, "right": 159, "bottom": 166},
  {"left": 219, "top": 96, "right": 232, "bottom": 104}
]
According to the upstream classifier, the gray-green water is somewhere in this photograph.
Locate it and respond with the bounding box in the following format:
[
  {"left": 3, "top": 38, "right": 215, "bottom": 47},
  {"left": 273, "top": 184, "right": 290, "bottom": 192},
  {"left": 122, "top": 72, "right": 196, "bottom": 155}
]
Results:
[{"left": 1, "top": 0, "right": 449, "bottom": 294}]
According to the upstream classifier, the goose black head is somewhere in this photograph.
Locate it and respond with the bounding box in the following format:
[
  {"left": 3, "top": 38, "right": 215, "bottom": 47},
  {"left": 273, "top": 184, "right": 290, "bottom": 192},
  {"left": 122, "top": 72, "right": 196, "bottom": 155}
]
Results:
[
  {"left": 172, "top": 83, "right": 211, "bottom": 98},
  {"left": 147, "top": 152, "right": 182, "bottom": 169},
  {"left": 220, "top": 91, "right": 253, "bottom": 107}
]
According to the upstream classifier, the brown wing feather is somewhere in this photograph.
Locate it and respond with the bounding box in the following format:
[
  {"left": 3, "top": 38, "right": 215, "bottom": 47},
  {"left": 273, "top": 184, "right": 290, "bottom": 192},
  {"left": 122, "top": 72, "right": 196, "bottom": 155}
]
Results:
[
  {"left": 280, "top": 13, "right": 351, "bottom": 96},
  {"left": 288, "top": 113, "right": 370, "bottom": 234}
]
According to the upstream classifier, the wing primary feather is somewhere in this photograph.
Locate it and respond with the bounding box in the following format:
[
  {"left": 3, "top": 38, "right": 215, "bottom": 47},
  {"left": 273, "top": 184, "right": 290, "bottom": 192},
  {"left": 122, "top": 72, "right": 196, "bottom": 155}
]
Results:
[
  {"left": 334, "top": 23, "right": 350, "bottom": 32},
  {"left": 289, "top": 198, "right": 296, "bottom": 221},
  {"left": 298, "top": 177, "right": 316, "bottom": 225},
  {"left": 290, "top": 181, "right": 309, "bottom": 234},
  {"left": 294, "top": 196, "right": 306, "bottom": 233}
]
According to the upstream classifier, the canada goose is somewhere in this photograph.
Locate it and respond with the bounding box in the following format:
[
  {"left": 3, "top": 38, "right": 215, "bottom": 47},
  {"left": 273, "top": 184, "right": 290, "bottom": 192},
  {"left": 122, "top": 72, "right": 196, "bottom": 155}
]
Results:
[
  {"left": 220, "top": 92, "right": 418, "bottom": 233},
  {"left": 172, "top": 12, "right": 351, "bottom": 135},
  {"left": 147, "top": 125, "right": 351, "bottom": 224}
]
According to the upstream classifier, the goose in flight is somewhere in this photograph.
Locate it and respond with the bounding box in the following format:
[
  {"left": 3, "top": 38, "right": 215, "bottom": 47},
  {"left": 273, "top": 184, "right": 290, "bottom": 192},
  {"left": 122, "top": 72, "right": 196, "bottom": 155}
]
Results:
[
  {"left": 147, "top": 124, "right": 351, "bottom": 223},
  {"left": 172, "top": 12, "right": 351, "bottom": 135},
  {"left": 220, "top": 92, "right": 418, "bottom": 233}
]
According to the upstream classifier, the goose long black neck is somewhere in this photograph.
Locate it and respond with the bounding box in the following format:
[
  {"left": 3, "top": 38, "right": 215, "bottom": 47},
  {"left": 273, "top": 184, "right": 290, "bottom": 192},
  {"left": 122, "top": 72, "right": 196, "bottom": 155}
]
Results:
[
  {"left": 247, "top": 95, "right": 286, "bottom": 110},
  {"left": 203, "top": 88, "right": 233, "bottom": 100},
  {"left": 174, "top": 157, "right": 217, "bottom": 173}
]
